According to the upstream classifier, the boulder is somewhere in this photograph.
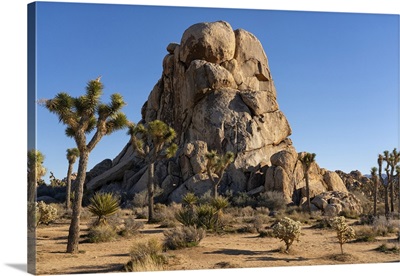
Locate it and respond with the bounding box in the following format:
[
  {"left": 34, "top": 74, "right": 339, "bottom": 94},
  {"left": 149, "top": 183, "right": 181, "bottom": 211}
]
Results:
[
  {"left": 84, "top": 21, "right": 353, "bottom": 206},
  {"left": 312, "top": 191, "right": 363, "bottom": 216},
  {"left": 179, "top": 21, "right": 236, "bottom": 66}
]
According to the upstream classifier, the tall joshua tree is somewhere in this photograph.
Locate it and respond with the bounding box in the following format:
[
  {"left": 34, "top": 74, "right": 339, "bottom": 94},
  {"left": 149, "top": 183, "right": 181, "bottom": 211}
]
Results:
[
  {"left": 205, "top": 150, "right": 234, "bottom": 199},
  {"left": 42, "top": 78, "right": 128, "bottom": 253},
  {"left": 386, "top": 148, "right": 399, "bottom": 212},
  {"left": 370, "top": 167, "right": 378, "bottom": 217},
  {"left": 27, "top": 149, "right": 46, "bottom": 230},
  {"left": 27, "top": 149, "right": 46, "bottom": 204},
  {"left": 66, "top": 148, "right": 79, "bottom": 210},
  {"left": 396, "top": 165, "right": 400, "bottom": 214},
  {"left": 128, "top": 120, "right": 178, "bottom": 223},
  {"left": 299, "top": 152, "right": 316, "bottom": 215}
]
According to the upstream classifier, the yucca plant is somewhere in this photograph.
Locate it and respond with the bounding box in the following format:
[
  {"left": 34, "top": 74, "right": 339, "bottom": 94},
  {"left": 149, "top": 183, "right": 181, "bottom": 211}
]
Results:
[
  {"left": 196, "top": 204, "right": 218, "bottom": 230},
  {"left": 182, "top": 192, "right": 198, "bottom": 207},
  {"left": 88, "top": 192, "right": 120, "bottom": 225}
]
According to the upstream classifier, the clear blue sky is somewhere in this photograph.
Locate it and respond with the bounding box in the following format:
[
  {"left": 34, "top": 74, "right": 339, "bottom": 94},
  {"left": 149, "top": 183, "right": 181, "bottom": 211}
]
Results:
[
  {"left": 34, "top": 2, "right": 399, "bottom": 182},
  {"left": 0, "top": 1, "right": 399, "bottom": 275}
]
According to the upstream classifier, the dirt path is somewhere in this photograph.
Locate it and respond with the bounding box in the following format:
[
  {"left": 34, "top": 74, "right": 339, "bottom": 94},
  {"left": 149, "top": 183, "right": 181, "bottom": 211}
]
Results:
[{"left": 35, "top": 218, "right": 399, "bottom": 275}]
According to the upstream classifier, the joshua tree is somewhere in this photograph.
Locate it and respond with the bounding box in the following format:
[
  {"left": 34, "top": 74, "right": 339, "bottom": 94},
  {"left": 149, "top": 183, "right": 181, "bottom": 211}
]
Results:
[
  {"left": 299, "top": 152, "right": 316, "bottom": 215},
  {"left": 377, "top": 154, "right": 389, "bottom": 217},
  {"left": 396, "top": 165, "right": 400, "bottom": 214},
  {"left": 66, "top": 148, "right": 79, "bottom": 210},
  {"left": 370, "top": 167, "right": 378, "bottom": 217},
  {"left": 127, "top": 120, "right": 178, "bottom": 223},
  {"left": 42, "top": 77, "right": 128, "bottom": 253},
  {"left": 27, "top": 149, "right": 46, "bottom": 230},
  {"left": 27, "top": 149, "right": 46, "bottom": 204},
  {"left": 205, "top": 150, "right": 234, "bottom": 199},
  {"left": 386, "top": 149, "right": 399, "bottom": 212},
  {"left": 377, "top": 148, "right": 399, "bottom": 217}
]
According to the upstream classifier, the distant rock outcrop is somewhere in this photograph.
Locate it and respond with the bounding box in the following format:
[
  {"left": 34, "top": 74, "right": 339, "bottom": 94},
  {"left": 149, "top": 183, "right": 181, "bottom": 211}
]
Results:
[{"left": 85, "top": 21, "right": 358, "bottom": 210}]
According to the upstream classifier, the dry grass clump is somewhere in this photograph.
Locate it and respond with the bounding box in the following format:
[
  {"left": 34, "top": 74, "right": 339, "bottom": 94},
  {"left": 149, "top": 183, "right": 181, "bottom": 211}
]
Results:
[
  {"left": 87, "top": 224, "right": 118, "bottom": 243},
  {"left": 119, "top": 217, "right": 144, "bottom": 237},
  {"left": 125, "top": 238, "right": 166, "bottom": 272},
  {"left": 353, "top": 225, "right": 377, "bottom": 242},
  {"left": 153, "top": 203, "right": 181, "bottom": 228},
  {"left": 163, "top": 226, "right": 206, "bottom": 250},
  {"left": 372, "top": 216, "right": 399, "bottom": 236}
]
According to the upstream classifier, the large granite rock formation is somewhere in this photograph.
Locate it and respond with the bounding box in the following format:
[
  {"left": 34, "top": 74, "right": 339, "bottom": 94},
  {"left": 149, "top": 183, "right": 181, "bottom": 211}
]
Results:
[{"left": 85, "top": 21, "right": 355, "bottom": 209}]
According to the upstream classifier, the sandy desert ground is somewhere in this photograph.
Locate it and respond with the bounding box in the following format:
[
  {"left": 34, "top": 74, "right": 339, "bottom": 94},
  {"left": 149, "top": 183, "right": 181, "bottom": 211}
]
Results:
[{"left": 34, "top": 216, "right": 399, "bottom": 275}]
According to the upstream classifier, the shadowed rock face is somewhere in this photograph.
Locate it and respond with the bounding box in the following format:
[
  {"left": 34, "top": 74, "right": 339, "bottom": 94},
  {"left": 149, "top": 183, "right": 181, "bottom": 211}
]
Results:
[{"left": 85, "top": 21, "right": 355, "bottom": 209}]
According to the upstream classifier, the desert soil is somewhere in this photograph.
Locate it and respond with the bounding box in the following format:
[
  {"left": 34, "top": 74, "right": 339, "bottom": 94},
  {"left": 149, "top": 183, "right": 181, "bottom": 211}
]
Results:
[{"left": 35, "top": 218, "right": 399, "bottom": 275}]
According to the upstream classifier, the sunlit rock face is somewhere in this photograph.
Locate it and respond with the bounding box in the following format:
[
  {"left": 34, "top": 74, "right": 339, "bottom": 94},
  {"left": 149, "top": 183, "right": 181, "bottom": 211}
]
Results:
[{"left": 86, "top": 21, "right": 351, "bottom": 208}]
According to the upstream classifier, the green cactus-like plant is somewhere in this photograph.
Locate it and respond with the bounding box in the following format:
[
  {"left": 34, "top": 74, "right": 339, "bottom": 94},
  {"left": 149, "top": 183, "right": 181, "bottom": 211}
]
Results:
[
  {"left": 272, "top": 217, "right": 302, "bottom": 253},
  {"left": 36, "top": 201, "right": 58, "bottom": 226},
  {"left": 331, "top": 216, "right": 355, "bottom": 254}
]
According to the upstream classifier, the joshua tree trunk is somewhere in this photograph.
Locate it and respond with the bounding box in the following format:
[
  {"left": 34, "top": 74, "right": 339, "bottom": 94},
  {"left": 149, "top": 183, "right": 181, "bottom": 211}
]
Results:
[
  {"left": 373, "top": 177, "right": 378, "bottom": 217},
  {"left": 66, "top": 151, "right": 88, "bottom": 253},
  {"left": 147, "top": 162, "right": 155, "bottom": 223},
  {"left": 66, "top": 163, "right": 73, "bottom": 210},
  {"left": 398, "top": 173, "right": 400, "bottom": 214},
  {"left": 389, "top": 169, "right": 395, "bottom": 213},
  {"left": 384, "top": 185, "right": 389, "bottom": 218},
  {"left": 27, "top": 173, "right": 36, "bottom": 205}
]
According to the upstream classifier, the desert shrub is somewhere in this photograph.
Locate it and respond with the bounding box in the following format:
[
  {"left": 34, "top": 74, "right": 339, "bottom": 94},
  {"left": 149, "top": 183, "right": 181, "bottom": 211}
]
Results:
[
  {"left": 217, "top": 212, "right": 236, "bottom": 230},
  {"left": 125, "top": 238, "right": 166, "bottom": 272},
  {"left": 332, "top": 216, "right": 355, "bottom": 254},
  {"left": 255, "top": 207, "right": 270, "bottom": 216},
  {"left": 354, "top": 225, "right": 377, "bottom": 242},
  {"left": 338, "top": 209, "right": 360, "bottom": 220},
  {"left": 163, "top": 226, "right": 206, "bottom": 250},
  {"left": 132, "top": 190, "right": 148, "bottom": 208},
  {"left": 79, "top": 207, "right": 93, "bottom": 221},
  {"left": 87, "top": 224, "right": 118, "bottom": 243},
  {"left": 88, "top": 192, "right": 120, "bottom": 225},
  {"left": 372, "top": 216, "right": 399, "bottom": 236},
  {"left": 358, "top": 214, "right": 375, "bottom": 225},
  {"left": 198, "top": 190, "right": 213, "bottom": 205},
  {"left": 312, "top": 217, "right": 334, "bottom": 229},
  {"left": 272, "top": 217, "right": 302, "bottom": 252},
  {"left": 120, "top": 217, "right": 144, "bottom": 237},
  {"left": 257, "top": 191, "right": 287, "bottom": 211},
  {"left": 134, "top": 208, "right": 148, "bottom": 219},
  {"left": 286, "top": 209, "right": 315, "bottom": 224},
  {"left": 375, "top": 243, "right": 400, "bottom": 254},
  {"left": 49, "top": 203, "right": 68, "bottom": 219},
  {"left": 252, "top": 214, "right": 269, "bottom": 233},
  {"left": 36, "top": 201, "right": 58, "bottom": 225},
  {"left": 153, "top": 203, "right": 181, "bottom": 228},
  {"left": 231, "top": 192, "right": 256, "bottom": 207},
  {"left": 258, "top": 229, "right": 275, "bottom": 238}
]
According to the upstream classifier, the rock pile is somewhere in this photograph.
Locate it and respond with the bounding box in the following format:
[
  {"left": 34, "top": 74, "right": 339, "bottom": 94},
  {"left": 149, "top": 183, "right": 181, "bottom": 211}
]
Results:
[{"left": 84, "top": 21, "right": 361, "bottom": 212}]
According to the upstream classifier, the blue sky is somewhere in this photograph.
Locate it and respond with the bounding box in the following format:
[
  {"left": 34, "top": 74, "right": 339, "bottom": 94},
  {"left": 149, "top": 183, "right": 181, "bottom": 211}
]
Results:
[
  {"left": 33, "top": 2, "right": 399, "bottom": 182},
  {"left": 0, "top": 1, "right": 399, "bottom": 275}
]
